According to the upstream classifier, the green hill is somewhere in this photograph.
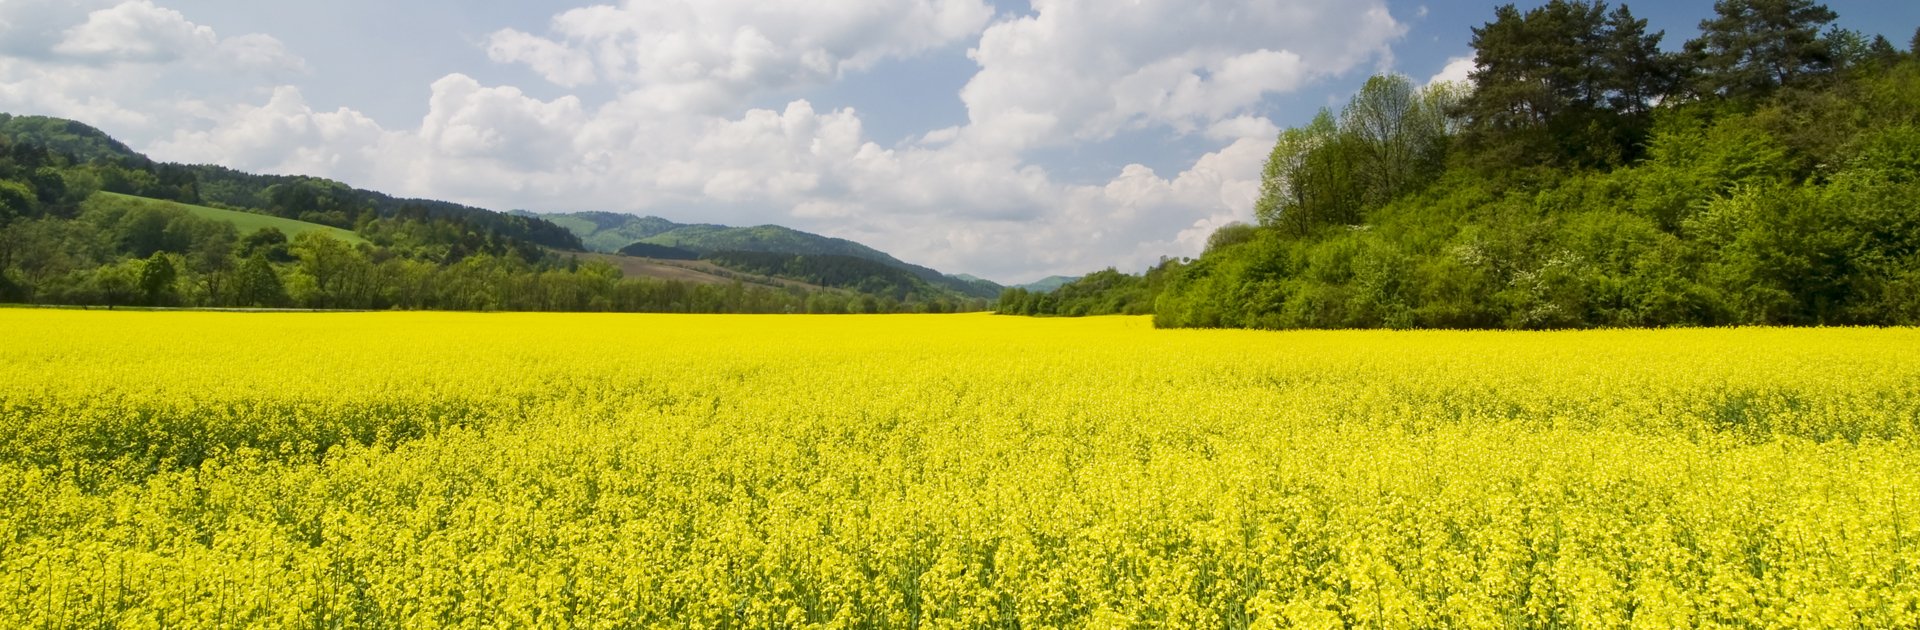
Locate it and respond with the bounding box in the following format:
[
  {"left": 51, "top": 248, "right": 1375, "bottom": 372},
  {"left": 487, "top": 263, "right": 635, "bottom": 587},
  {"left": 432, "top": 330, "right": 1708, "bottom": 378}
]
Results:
[
  {"left": 0, "top": 114, "right": 143, "bottom": 163},
  {"left": 0, "top": 113, "right": 985, "bottom": 313},
  {"left": 521, "top": 211, "right": 684, "bottom": 253},
  {"left": 529, "top": 211, "right": 1004, "bottom": 299},
  {"left": 1017, "top": 276, "right": 1079, "bottom": 293},
  {"left": 91, "top": 192, "right": 367, "bottom": 244}
]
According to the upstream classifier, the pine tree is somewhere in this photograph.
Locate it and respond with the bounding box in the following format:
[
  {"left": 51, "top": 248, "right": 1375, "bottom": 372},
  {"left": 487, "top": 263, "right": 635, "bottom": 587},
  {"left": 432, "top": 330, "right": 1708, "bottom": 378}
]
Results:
[{"left": 1686, "top": 0, "right": 1839, "bottom": 99}]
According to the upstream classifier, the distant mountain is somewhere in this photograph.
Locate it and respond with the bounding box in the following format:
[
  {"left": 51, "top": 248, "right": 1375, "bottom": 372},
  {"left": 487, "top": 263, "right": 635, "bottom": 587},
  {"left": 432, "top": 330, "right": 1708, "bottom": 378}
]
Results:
[
  {"left": 525, "top": 210, "right": 688, "bottom": 253},
  {"left": 1018, "top": 276, "right": 1079, "bottom": 293},
  {"left": 527, "top": 211, "right": 1003, "bottom": 299}
]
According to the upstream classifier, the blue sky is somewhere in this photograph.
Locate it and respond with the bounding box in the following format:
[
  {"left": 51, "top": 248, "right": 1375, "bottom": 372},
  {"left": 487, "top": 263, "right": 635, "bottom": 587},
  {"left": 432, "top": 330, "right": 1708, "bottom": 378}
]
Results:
[{"left": 3, "top": 1, "right": 1916, "bottom": 283}]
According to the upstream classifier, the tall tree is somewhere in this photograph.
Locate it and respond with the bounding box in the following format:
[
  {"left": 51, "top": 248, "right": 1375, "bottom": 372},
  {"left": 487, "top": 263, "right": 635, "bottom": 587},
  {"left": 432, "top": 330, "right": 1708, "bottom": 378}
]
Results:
[
  {"left": 137, "top": 252, "right": 176, "bottom": 306},
  {"left": 1686, "top": 0, "right": 1839, "bottom": 99},
  {"left": 1463, "top": 2, "right": 1672, "bottom": 170},
  {"left": 1255, "top": 110, "right": 1363, "bottom": 237},
  {"left": 1343, "top": 75, "right": 1438, "bottom": 207},
  {"left": 1603, "top": 5, "right": 1678, "bottom": 115}
]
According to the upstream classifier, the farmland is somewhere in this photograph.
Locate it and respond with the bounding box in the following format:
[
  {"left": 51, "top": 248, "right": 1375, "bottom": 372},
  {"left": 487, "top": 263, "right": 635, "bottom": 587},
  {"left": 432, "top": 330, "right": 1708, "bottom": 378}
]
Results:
[{"left": 4, "top": 310, "right": 1920, "bottom": 627}]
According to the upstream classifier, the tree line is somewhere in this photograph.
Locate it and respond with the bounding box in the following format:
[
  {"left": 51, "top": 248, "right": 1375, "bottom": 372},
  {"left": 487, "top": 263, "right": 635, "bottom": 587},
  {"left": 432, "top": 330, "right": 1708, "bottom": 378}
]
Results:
[{"left": 1009, "top": 0, "right": 1920, "bottom": 329}]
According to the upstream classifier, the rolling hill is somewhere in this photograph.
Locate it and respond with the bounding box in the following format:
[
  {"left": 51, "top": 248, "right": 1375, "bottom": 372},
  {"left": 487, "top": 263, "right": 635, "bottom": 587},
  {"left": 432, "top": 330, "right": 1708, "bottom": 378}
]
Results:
[
  {"left": 1016, "top": 276, "right": 1079, "bottom": 293},
  {"left": 90, "top": 192, "right": 368, "bottom": 245},
  {"left": 525, "top": 211, "right": 1004, "bottom": 299}
]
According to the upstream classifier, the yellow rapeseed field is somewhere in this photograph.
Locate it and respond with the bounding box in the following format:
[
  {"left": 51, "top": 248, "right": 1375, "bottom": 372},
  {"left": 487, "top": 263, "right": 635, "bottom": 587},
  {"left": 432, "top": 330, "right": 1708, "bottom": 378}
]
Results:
[{"left": 4, "top": 309, "right": 1920, "bottom": 628}]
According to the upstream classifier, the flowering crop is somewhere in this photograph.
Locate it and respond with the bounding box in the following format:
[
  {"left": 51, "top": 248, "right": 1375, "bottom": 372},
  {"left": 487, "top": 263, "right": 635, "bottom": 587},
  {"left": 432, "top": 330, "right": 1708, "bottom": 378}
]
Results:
[{"left": 4, "top": 309, "right": 1920, "bottom": 628}]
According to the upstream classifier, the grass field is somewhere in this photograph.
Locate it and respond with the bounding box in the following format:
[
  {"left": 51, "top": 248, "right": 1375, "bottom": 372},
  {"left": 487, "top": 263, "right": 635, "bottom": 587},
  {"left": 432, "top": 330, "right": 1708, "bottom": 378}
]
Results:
[
  {"left": 4, "top": 310, "right": 1920, "bottom": 627},
  {"left": 91, "top": 191, "right": 368, "bottom": 244}
]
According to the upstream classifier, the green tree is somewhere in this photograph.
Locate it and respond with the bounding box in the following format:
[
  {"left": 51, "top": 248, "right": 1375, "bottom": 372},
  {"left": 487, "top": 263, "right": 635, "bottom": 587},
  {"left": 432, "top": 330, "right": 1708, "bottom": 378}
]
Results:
[
  {"left": 89, "top": 259, "right": 140, "bottom": 308},
  {"left": 1686, "top": 0, "right": 1839, "bottom": 99},
  {"left": 138, "top": 252, "right": 178, "bottom": 306},
  {"left": 1463, "top": 2, "right": 1671, "bottom": 170},
  {"left": 232, "top": 252, "right": 287, "bottom": 308},
  {"left": 0, "top": 180, "right": 34, "bottom": 222},
  {"left": 1342, "top": 75, "right": 1446, "bottom": 206},
  {"left": 240, "top": 227, "right": 292, "bottom": 262}
]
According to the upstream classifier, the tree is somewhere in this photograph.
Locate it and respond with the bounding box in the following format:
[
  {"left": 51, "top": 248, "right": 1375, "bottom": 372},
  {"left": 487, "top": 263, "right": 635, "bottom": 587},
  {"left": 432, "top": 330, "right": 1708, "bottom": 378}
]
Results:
[
  {"left": 90, "top": 259, "right": 140, "bottom": 308},
  {"left": 138, "top": 251, "right": 177, "bottom": 306},
  {"left": 232, "top": 252, "right": 287, "bottom": 308},
  {"left": 0, "top": 180, "right": 34, "bottom": 222},
  {"left": 1686, "top": 0, "right": 1839, "bottom": 99},
  {"left": 289, "top": 232, "right": 374, "bottom": 309},
  {"left": 1342, "top": 75, "right": 1439, "bottom": 206},
  {"left": 1463, "top": 2, "right": 1672, "bottom": 169},
  {"left": 1206, "top": 223, "right": 1259, "bottom": 253},
  {"left": 240, "top": 227, "right": 291, "bottom": 262},
  {"left": 1604, "top": 5, "right": 1680, "bottom": 115},
  {"left": 189, "top": 226, "right": 237, "bottom": 304}
]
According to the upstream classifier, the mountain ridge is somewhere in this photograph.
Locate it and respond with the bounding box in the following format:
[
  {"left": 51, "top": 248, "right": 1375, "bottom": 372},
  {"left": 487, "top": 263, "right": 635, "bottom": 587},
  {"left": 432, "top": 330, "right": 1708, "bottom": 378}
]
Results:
[{"left": 522, "top": 210, "right": 1003, "bottom": 299}]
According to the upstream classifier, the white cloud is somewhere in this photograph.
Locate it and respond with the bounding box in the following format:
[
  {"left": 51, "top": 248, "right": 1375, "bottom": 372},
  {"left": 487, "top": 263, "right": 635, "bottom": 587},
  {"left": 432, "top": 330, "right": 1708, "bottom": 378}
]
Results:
[
  {"left": 53, "top": 0, "right": 216, "bottom": 63},
  {"left": 150, "top": 86, "right": 397, "bottom": 185},
  {"left": 0, "top": 0, "right": 304, "bottom": 146},
  {"left": 956, "top": 0, "right": 1403, "bottom": 151},
  {"left": 1427, "top": 55, "right": 1476, "bottom": 87},
  {"left": 487, "top": 0, "right": 995, "bottom": 112}
]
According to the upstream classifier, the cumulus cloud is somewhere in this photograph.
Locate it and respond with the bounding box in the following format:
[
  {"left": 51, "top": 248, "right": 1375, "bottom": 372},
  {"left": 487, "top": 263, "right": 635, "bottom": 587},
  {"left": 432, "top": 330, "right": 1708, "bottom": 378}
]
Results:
[
  {"left": 53, "top": 0, "right": 217, "bottom": 63},
  {"left": 956, "top": 0, "right": 1403, "bottom": 151},
  {"left": 0, "top": 0, "right": 305, "bottom": 146},
  {"left": 1427, "top": 55, "right": 1476, "bottom": 87},
  {"left": 150, "top": 87, "right": 397, "bottom": 185},
  {"left": 486, "top": 0, "right": 995, "bottom": 111}
]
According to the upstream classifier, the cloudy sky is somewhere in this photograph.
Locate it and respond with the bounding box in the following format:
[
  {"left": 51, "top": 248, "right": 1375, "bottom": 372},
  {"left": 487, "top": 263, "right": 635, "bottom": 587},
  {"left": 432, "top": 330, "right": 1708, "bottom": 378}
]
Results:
[{"left": 2, "top": 1, "right": 1915, "bottom": 282}]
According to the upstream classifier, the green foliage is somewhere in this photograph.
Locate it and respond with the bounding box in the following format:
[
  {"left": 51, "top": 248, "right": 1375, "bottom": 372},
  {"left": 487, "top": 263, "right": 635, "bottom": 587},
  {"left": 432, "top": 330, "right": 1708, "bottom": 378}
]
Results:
[
  {"left": 1030, "top": 4, "right": 1920, "bottom": 331},
  {"left": 706, "top": 250, "right": 937, "bottom": 302},
  {"left": 1463, "top": 1, "right": 1676, "bottom": 172},
  {"left": 0, "top": 180, "right": 33, "bottom": 222},
  {"left": 0, "top": 114, "right": 143, "bottom": 162},
  {"left": 998, "top": 261, "right": 1177, "bottom": 318},
  {"left": 93, "top": 192, "right": 365, "bottom": 245},
  {"left": 1686, "top": 0, "right": 1839, "bottom": 99},
  {"left": 531, "top": 210, "right": 684, "bottom": 252},
  {"left": 137, "top": 252, "right": 178, "bottom": 306}
]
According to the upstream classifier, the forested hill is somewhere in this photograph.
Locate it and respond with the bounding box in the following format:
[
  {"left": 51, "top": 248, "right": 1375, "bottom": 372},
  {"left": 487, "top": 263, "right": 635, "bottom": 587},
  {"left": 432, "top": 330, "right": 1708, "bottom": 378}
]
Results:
[
  {"left": 1005, "top": 1, "right": 1920, "bottom": 330},
  {"left": 0, "top": 115, "right": 990, "bottom": 312},
  {"left": 529, "top": 210, "right": 1003, "bottom": 299},
  {"left": 0, "top": 114, "right": 581, "bottom": 253}
]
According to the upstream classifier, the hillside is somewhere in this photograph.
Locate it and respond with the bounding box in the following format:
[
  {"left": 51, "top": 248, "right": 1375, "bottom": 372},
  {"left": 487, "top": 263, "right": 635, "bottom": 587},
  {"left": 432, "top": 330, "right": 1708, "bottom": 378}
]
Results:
[
  {"left": 1016, "top": 275, "right": 1078, "bottom": 293},
  {"left": 523, "top": 210, "right": 686, "bottom": 253},
  {"left": 530, "top": 211, "right": 1003, "bottom": 299},
  {"left": 0, "top": 114, "right": 580, "bottom": 253},
  {"left": 0, "top": 114, "right": 988, "bottom": 313},
  {"left": 0, "top": 114, "right": 140, "bottom": 163},
  {"left": 92, "top": 192, "right": 366, "bottom": 245}
]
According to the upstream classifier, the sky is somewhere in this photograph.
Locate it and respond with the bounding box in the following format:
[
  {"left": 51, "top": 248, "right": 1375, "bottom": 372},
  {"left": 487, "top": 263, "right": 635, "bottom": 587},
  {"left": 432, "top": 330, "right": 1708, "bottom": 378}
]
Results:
[{"left": 1, "top": 1, "right": 1916, "bottom": 283}]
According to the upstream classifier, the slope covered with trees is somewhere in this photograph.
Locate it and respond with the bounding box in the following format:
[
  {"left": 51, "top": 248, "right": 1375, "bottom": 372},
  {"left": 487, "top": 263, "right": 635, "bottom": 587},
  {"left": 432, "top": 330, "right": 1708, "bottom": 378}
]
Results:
[
  {"left": 1010, "top": 1, "right": 1920, "bottom": 330},
  {"left": 0, "top": 117, "right": 980, "bottom": 313}
]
